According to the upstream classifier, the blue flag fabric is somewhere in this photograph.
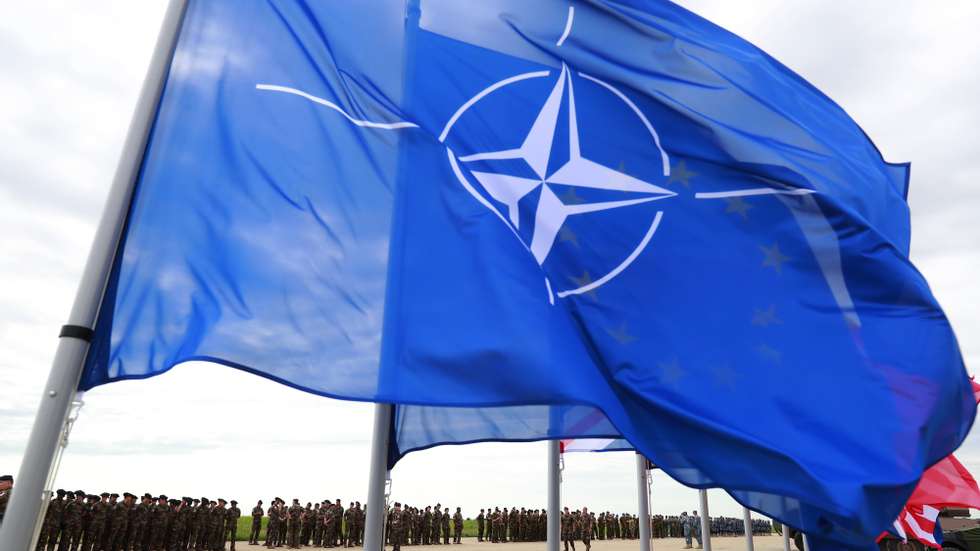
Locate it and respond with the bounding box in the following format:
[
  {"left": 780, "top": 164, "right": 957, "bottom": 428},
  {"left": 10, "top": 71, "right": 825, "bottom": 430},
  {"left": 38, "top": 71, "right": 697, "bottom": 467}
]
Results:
[{"left": 80, "top": 1, "right": 974, "bottom": 548}]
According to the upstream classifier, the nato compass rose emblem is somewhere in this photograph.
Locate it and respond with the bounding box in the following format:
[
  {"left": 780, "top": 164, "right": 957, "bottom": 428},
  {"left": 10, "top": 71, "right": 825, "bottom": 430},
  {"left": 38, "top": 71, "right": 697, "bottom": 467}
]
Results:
[
  {"left": 255, "top": 5, "right": 819, "bottom": 306},
  {"left": 438, "top": 63, "right": 673, "bottom": 304}
]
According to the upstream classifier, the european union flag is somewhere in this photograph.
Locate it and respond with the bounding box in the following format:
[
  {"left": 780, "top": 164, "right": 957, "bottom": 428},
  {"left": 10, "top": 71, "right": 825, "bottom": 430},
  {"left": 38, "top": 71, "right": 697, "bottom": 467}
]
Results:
[{"left": 80, "top": 1, "right": 974, "bottom": 548}]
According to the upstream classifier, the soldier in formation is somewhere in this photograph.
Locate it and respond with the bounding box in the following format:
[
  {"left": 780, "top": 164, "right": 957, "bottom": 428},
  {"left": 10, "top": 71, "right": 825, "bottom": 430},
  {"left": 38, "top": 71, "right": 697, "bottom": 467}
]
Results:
[
  {"left": 31, "top": 490, "right": 243, "bottom": 551},
  {"left": 26, "top": 488, "right": 773, "bottom": 551}
]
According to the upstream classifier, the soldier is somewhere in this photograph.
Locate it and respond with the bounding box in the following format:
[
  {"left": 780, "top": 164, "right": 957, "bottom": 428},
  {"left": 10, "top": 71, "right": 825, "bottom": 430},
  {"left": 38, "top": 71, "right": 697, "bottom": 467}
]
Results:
[
  {"left": 56, "top": 491, "right": 84, "bottom": 551},
  {"left": 77, "top": 495, "right": 95, "bottom": 551},
  {"left": 100, "top": 493, "right": 119, "bottom": 551},
  {"left": 37, "top": 489, "right": 65, "bottom": 551},
  {"left": 579, "top": 508, "right": 593, "bottom": 551},
  {"left": 176, "top": 498, "right": 193, "bottom": 551},
  {"left": 286, "top": 499, "right": 303, "bottom": 549},
  {"left": 439, "top": 508, "right": 448, "bottom": 545},
  {"left": 300, "top": 503, "right": 312, "bottom": 547},
  {"left": 123, "top": 494, "right": 147, "bottom": 551},
  {"left": 475, "top": 509, "right": 484, "bottom": 543},
  {"left": 311, "top": 503, "right": 323, "bottom": 547},
  {"left": 250, "top": 501, "right": 264, "bottom": 545},
  {"left": 452, "top": 508, "right": 462, "bottom": 544},
  {"left": 81, "top": 493, "right": 108, "bottom": 551},
  {"left": 35, "top": 490, "right": 61, "bottom": 551},
  {"left": 330, "top": 499, "right": 344, "bottom": 546},
  {"left": 265, "top": 500, "right": 280, "bottom": 549},
  {"left": 208, "top": 499, "right": 226, "bottom": 551},
  {"left": 690, "top": 511, "right": 702, "bottom": 550},
  {"left": 493, "top": 509, "right": 503, "bottom": 544},
  {"left": 343, "top": 504, "right": 355, "bottom": 547},
  {"left": 560, "top": 507, "right": 574, "bottom": 551},
  {"left": 355, "top": 502, "right": 365, "bottom": 546},
  {"left": 146, "top": 495, "right": 164, "bottom": 551},
  {"left": 227, "top": 500, "right": 241, "bottom": 551},
  {"left": 432, "top": 504, "right": 442, "bottom": 545},
  {"left": 164, "top": 499, "right": 183, "bottom": 551},
  {"left": 111, "top": 493, "right": 134, "bottom": 551},
  {"left": 388, "top": 503, "right": 404, "bottom": 551}
]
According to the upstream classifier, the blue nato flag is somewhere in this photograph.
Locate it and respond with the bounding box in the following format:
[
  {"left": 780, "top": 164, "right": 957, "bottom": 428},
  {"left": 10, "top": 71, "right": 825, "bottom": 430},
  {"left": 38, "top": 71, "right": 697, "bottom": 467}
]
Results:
[{"left": 80, "top": 1, "right": 973, "bottom": 549}]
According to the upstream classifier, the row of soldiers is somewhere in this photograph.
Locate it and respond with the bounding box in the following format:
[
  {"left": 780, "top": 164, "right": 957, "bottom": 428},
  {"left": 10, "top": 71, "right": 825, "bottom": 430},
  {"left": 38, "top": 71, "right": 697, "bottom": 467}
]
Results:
[
  {"left": 254, "top": 498, "right": 366, "bottom": 549},
  {"left": 649, "top": 515, "right": 771, "bottom": 538},
  {"left": 385, "top": 503, "right": 464, "bottom": 549},
  {"left": 34, "top": 490, "right": 242, "bottom": 551},
  {"left": 479, "top": 507, "right": 642, "bottom": 543}
]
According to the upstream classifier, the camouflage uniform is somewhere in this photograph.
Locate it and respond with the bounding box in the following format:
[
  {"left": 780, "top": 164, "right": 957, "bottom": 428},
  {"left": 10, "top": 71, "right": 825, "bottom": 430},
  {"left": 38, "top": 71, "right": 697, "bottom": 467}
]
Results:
[
  {"left": 176, "top": 499, "right": 194, "bottom": 551},
  {"left": 59, "top": 492, "right": 87, "bottom": 551},
  {"left": 452, "top": 510, "right": 463, "bottom": 544},
  {"left": 561, "top": 510, "right": 575, "bottom": 551},
  {"left": 333, "top": 502, "right": 344, "bottom": 547},
  {"left": 227, "top": 501, "right": 241, "bottom": 551},
  {"left": 389, "top": 506, "right": 404, "bottom": 551},
  {"left": 208, "top": 501, "right": 227, "bottom": 551},
  {"left": 250, "top": 503, "right": 264, "bottom": 545},
  {"left": 112, "top": 496, "right": 134, "bottom": 551},
  {"left": 430, "top": 507, "right": 440, "bottom": 545},
  {"left": 301, "top": 504, "right": 313, "bottom": 547},
  {"left": 100, "top": 494, "right": 119, "bottom": 551},
  {"left": 312, "top": 504, "right": 323, "bottom": 547},
  {"left": 286, "top": 501, "right": 304, "bottom": 549},
  {"left": 441, "top": 510, "right": 450, "bottom": 545},
  {"left": 37, "top": 490, "right": 65, "bottom": 551},
  {"left": 265, "top": 503, "right": 280, "bottom": 549},
  {"left": 166, "top": 500, "right": 185, "bottom": 551},
  {"left": 580, "top": 512, "right": 593, "bottom": 551},
  {"left": 421, "top": 508, "right": 431, "bottom": 546},
  {"left": 197, "top": 500, "right": 212, "bottom": 551},
  {"left": 146, "top": 497, "right": 168, "bottom": 551},
  {"left": 344, "top": 506, "right": 354, "bottom": 547},
  {"left": 83, "top": 494, "right": 108, "bottom": 551}
]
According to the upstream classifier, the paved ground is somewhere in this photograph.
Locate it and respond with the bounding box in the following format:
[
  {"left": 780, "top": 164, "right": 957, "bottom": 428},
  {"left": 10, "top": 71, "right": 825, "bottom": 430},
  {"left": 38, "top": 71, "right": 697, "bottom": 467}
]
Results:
[{"left": 231, "top": 536, "right": 786, "bottom": 551}]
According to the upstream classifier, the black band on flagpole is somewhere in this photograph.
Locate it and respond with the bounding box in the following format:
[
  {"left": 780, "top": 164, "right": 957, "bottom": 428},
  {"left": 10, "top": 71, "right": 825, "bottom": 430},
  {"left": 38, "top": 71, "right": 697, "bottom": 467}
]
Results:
[{"left": 59, "top": 325, "right": 94, "bottom": 342}]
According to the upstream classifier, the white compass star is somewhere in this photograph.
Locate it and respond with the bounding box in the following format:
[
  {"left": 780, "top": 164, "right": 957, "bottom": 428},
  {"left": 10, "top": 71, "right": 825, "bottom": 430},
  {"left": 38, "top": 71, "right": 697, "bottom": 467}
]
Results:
[{"left": 457, "top": 65, "right": 675, "bottom": 265}]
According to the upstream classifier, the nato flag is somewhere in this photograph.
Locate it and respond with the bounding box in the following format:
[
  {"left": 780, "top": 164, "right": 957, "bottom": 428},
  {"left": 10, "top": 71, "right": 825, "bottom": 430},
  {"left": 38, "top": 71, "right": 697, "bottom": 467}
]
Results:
[{"left": 81, "top": 1, "right": 973, "bottom": 548}]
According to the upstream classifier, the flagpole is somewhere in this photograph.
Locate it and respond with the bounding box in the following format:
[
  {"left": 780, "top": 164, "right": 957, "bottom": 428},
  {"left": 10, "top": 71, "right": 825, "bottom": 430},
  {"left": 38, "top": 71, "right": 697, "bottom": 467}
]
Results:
[
  {"left": 365, "top": 403, "right": 393, "bottom": 551},
  {"left": 635, "top": 454, "right": 650, "bottom": 551},
  {"left": 547, "top": 440, "right": 561, "bottom": 551},
  {"left": 741, "top": 507, "right": 754, "bottom": 551},
  {"left": 802, "top": 534, "right": 810, "bottom": 551},
  {"left": 781, "top": 524, "right": 790, "bottom": 551},
  {"left": 698, "top": 489, "right": 711, "bottom": 551},
  {"left": 0, "top": 2, "right": 187, "bottom": 550}
]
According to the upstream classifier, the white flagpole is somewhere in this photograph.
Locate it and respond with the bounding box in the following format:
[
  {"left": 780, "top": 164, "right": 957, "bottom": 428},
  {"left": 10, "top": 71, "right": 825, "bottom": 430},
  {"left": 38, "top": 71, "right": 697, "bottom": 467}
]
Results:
[
  {"left": 635, "top": 454, "right": 651, "bottom": 551},
  {"left": 0, "top": 2, "right": 188, "bottom": 550},
  {"left": 698, "top": 489, "right": 711, "bottom": 551},
  {"left": 364, "top": 403, "right": 394, "bottom": 551},
  {"left": 802, "top": 534, "right": 811, "bottom": 551},
  {"left": 742, "top": 507, "right": 754, "bottom": 551},
  {"left": 547, "top": 440, "right": 561, "bottom": 551},
  {"left": 782, "top": 524, "right": 791, "bottom": 551}
]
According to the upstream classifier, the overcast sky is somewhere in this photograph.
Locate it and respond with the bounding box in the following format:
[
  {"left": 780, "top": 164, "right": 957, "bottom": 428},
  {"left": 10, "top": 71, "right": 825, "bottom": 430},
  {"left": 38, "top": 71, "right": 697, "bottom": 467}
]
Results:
[{"left": 1, "top": 1, "right": 978, "bottom": 521}]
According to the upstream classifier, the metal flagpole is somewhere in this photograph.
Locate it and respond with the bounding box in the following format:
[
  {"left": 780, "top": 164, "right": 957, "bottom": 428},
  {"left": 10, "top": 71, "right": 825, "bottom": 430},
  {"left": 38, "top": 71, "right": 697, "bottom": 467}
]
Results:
[
  {"left": 635, "top": 454, "right": 651, "bottom": 551},
  {"left": 741, "top": 507, "right": 754, "bottom": 551},
  {"left": 781, "top": 523, "right": 791, "bottom": 551},
  {"left": 547, "top": 440, "right": 561, "bottom": 551},
  {"left": 802, "top": 534, "right": 810, "bottom": 551},
  {"left": 698, "top": 489, "right": 711, "bottom": 551},
  {"left": 0, "top": 2, "right": 187, "bottom": 550},
  {"left": 365, "top": 403, "right": 394, "bottom": 551}
]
